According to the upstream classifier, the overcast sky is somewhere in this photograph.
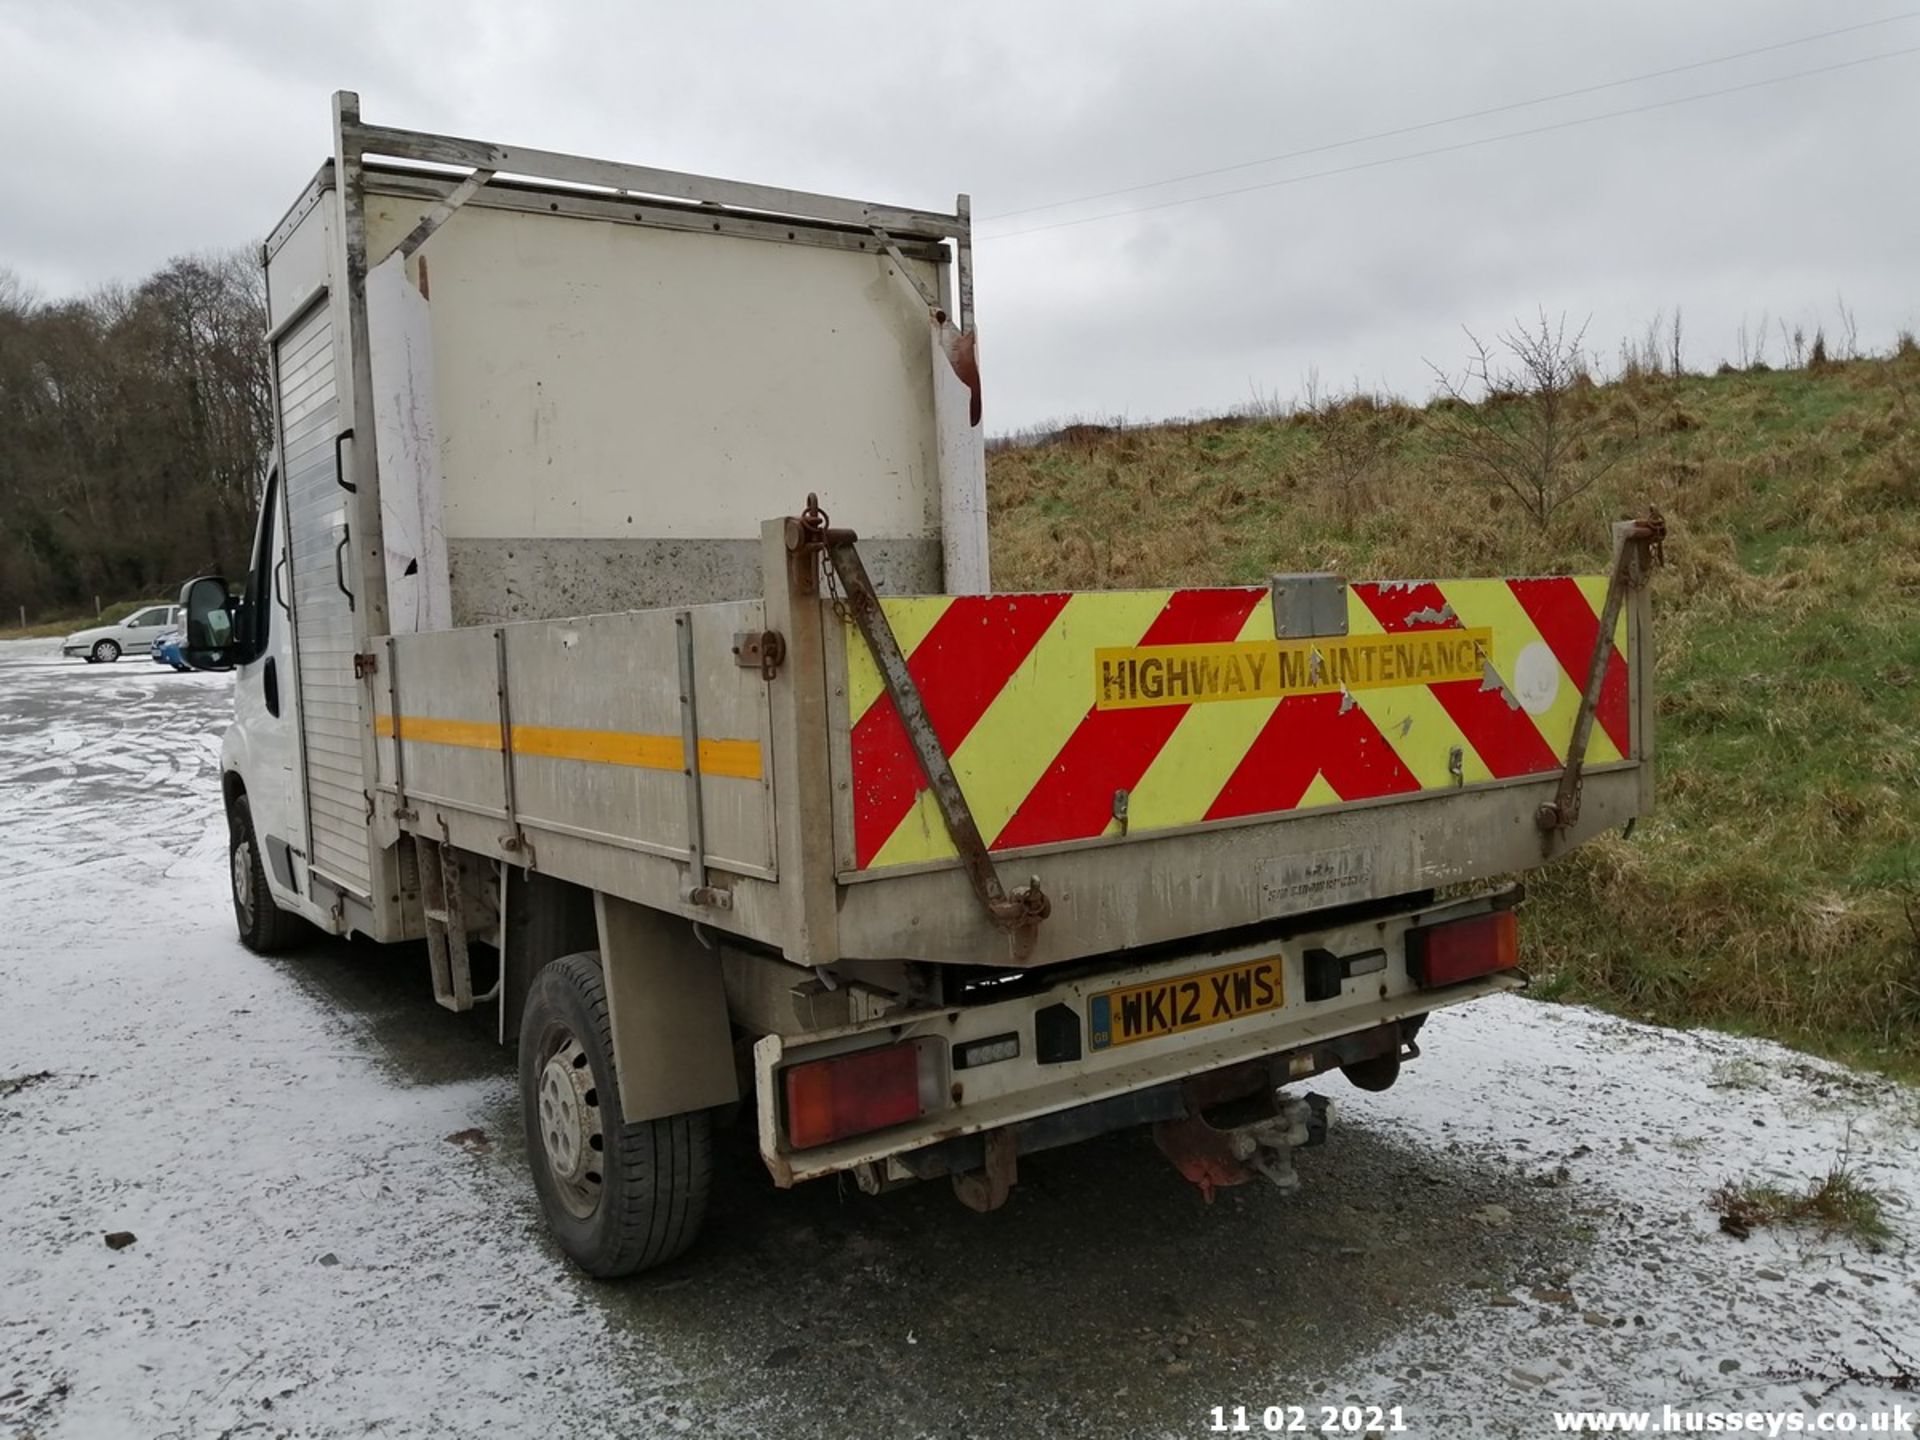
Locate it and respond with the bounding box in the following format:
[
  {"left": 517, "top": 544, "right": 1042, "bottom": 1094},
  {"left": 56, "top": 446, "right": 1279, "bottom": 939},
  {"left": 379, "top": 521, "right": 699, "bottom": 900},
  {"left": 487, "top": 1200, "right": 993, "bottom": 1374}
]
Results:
[{"left": 3, "top": 0, "right": 1915, "bottom": 428}]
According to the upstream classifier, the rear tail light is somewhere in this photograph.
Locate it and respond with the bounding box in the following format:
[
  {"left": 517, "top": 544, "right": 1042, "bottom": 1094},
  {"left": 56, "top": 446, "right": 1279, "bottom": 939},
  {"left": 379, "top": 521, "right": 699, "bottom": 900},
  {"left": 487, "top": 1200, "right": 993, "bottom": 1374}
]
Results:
[
  {"left": 1407, "top": 910, "right": 1519, "bottom": 987},
  {"left": 782, "top": 1041, "right": 938, "bottom": 1150}
]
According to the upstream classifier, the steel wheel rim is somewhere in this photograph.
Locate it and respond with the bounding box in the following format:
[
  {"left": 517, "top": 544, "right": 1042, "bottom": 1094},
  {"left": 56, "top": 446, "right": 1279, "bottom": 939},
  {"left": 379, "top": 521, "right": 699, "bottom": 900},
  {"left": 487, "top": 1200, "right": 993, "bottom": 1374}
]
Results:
[
  {"left": 231, "top": 839, "right": 255, "bottom": 930},
  {"left": 536, "top": 1032, "right": 604, "bottom": 1219},
  {"left": 94, "top": 641, "right": 117, "bottom": 662}
]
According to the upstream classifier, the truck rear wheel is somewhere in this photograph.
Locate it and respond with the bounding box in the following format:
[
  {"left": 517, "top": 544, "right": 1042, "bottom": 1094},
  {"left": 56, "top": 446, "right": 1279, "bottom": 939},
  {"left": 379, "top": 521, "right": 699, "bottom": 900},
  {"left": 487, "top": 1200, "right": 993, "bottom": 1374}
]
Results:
[{"left": 518, "top": 952, "right": 712, "bottom": 1277}]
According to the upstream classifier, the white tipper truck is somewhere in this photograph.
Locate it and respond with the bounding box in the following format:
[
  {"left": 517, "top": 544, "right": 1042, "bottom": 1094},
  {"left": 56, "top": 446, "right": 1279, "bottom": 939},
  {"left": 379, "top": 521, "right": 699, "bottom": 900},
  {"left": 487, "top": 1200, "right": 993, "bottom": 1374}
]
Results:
[{"left": 181, "top": 94, "right": 1662, "bottom": 1276}]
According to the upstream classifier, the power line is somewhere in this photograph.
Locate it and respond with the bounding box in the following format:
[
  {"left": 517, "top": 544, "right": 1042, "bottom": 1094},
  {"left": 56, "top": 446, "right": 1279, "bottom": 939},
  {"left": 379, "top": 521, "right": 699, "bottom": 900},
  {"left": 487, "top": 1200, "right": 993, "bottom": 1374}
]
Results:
[
  {"left": 982, "top": 11, "right": 1920, "bottom": 223},
  {"left": 981, "top": 44, "right": 1920, "bottom": 241}
]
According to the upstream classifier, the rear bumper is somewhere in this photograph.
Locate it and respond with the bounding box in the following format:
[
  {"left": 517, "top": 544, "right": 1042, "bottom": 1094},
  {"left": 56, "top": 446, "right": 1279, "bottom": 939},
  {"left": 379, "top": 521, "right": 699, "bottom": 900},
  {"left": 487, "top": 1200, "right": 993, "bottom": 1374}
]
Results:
[{"left": 754, "top": 890, "right": 1522, "bottom": 1186}]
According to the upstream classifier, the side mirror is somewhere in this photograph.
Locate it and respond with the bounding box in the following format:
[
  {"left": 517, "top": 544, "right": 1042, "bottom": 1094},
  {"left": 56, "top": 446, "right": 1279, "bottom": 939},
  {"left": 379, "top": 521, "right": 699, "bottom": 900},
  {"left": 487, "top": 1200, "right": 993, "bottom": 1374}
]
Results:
[{"left": 180, "top": 575, "right": 237, "bottom": 671}]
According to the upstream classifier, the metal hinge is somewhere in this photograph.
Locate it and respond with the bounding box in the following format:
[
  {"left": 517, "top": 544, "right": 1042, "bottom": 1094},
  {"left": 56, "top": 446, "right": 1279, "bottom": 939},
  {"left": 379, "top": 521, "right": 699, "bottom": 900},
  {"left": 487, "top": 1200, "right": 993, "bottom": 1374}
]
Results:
[
  {"left": 353, "top": 652, "right": 379, "bottom": 679},
  {"left": 732, "top": 629, "right": 786, "bottom": 681}
]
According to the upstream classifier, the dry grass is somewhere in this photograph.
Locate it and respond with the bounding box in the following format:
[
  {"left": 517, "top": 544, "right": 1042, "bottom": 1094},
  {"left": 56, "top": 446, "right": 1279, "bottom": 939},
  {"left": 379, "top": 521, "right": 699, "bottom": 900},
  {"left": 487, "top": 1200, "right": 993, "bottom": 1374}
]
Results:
[
  {"left": 1710, "top": 1162, "right": 1892, "bottom": 1245},
  {"left": 989, "top": 348, "right": 1920, "bottom": 1077}
]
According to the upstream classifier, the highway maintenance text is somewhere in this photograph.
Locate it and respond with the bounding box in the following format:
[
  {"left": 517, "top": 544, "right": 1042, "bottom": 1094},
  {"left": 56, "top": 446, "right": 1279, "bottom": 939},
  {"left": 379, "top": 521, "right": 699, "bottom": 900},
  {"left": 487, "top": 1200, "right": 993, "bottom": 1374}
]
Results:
[{"left": 1095, "top": 629, "right": 1493, "bottom": 710}]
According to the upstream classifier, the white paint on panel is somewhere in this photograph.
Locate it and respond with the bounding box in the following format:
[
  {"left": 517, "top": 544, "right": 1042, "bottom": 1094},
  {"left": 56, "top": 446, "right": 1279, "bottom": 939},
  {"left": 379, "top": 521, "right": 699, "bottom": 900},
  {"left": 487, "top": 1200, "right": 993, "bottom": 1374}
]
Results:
[
  {"left": 367, "top": 255, "right": 452, "bottom": 634},
  {"left": 1513, "top": 640, "right": 1562, "bottom": 716}
]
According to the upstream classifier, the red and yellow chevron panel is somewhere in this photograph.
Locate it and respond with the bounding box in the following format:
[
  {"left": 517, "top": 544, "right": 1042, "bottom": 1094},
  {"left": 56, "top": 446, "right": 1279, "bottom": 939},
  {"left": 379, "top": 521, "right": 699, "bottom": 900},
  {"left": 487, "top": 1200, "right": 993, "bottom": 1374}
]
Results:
[{"left": 843, "top": 577, "right": 1631, "bottom": 871}]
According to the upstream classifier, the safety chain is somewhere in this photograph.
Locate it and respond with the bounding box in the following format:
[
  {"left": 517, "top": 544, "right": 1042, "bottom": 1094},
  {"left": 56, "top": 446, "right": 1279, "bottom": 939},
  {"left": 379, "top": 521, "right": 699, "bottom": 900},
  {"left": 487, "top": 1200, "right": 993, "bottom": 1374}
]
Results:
[{"left": 797, "top": 493, "right": 853, "bottom": 622}]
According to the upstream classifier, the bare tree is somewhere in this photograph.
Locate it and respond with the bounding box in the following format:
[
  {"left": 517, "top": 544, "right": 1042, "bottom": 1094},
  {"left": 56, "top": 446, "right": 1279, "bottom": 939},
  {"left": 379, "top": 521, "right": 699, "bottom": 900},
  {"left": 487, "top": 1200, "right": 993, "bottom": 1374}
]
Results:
[
  {"left": 0, "top": 267, "right": 36, "bottom": 314},
  {"left": 1428, "top": 309, "right": 1633, "bottom": 526},
  {"left": 1307, "top": 384, "right": 1395, "bottom": 524},
  {"left": 1835, "top": 292, "right": 1860, "bottom": 362},
  {"left": 0, "top": 245, "right": 272, "bottom": 619},
  {"left": 1781, "top": 319, "right": 1806, "bottom": 370}
]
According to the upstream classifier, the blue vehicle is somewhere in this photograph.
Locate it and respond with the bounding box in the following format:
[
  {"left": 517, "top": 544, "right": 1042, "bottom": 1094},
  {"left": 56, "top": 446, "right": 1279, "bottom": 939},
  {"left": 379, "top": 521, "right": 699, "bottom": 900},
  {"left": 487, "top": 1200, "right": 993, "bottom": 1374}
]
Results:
[{"left": 150, "top": 627, "right": 191, "bottom": 672}]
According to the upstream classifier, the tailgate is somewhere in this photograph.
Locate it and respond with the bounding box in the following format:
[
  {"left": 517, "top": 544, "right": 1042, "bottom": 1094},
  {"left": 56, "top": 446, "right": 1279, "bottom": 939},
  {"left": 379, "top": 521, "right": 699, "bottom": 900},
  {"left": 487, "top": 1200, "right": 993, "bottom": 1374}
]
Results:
[{"left": 828, "top": 566, "right": 1650, "bottom": 966}]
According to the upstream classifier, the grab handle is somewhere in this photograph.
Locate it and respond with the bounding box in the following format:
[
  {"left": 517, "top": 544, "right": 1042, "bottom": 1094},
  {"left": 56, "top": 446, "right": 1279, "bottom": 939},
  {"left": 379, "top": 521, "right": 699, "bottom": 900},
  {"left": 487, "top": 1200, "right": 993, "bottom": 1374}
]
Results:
[
  {"left": 333, "top": 428, "right": 356, "bottom": 493},
  {"left": 334, "top": 528, "right": 355, "bottom": 611}
]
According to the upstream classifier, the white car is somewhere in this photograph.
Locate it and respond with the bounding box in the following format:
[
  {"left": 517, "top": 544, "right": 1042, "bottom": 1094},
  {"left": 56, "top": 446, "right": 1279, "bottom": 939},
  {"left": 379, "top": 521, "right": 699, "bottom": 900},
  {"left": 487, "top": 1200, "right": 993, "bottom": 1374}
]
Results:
[{"left": 62, "top": 604, "right": 183, "bottom": 664}]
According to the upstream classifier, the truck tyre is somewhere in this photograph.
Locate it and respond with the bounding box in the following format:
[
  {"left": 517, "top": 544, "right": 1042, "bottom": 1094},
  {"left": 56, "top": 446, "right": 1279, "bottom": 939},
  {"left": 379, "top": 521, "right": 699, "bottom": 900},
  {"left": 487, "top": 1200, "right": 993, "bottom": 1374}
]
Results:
[
  {"left": 91, "top": 639, "right": 120, "bottom": 663},
  {"left": 228, "top": 796, "right": 302, "bottom": 954},
  {"left": 519, "top": 952, "right": 713, "bottom": 1278}
]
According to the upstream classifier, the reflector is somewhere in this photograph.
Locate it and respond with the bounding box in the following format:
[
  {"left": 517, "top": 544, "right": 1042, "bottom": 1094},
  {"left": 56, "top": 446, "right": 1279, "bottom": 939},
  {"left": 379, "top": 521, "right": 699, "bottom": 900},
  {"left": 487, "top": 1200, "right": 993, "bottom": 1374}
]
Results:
[
  {"left": 1407, "top": 910, "right": 1519, "bottom": 987},
  {"left": 783, "top": 1043, "right": 926, "bottom": 1150}
]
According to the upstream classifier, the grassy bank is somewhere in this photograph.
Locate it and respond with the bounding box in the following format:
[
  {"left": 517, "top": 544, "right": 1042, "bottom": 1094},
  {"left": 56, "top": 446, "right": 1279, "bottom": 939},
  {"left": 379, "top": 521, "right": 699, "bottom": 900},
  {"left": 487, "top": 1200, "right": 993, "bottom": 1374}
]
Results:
[{"left": 988, "top": 350, "right": 1920, "bottom": 1077}]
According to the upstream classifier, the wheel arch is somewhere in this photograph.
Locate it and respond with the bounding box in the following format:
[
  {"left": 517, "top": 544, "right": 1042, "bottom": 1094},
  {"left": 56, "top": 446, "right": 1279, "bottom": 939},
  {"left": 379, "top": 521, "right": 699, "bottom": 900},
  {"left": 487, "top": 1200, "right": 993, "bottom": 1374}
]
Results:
[{"left": 500, "top": 870, "right": 600, "bottom": 1046}]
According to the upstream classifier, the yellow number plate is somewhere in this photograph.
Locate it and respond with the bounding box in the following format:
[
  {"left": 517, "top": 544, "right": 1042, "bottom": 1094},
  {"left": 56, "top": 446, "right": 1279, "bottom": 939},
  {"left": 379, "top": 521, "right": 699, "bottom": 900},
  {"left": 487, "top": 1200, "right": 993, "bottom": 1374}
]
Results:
[{"left": 1088, "top": 957, "right": 1284, "bottom": 1051}]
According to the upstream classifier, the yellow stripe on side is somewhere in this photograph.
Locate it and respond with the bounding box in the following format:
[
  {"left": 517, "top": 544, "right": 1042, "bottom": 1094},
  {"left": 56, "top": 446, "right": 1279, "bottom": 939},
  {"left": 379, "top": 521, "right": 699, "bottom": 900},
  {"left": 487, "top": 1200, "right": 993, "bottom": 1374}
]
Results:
[
  {"left": 692, "top": 739, "right": 763, "bottom": 780},
  {"left": 374, "top": 714, "right": 763, "bottom": 780},
  {"left": 374, "top": 713, "right": 501, "bottom": 750},
  {"left": 866, "top": 589, "right": 1176, "bottom": 869},
  {"left": 514, "top": 724, "right": 679, "bottom": 770}
]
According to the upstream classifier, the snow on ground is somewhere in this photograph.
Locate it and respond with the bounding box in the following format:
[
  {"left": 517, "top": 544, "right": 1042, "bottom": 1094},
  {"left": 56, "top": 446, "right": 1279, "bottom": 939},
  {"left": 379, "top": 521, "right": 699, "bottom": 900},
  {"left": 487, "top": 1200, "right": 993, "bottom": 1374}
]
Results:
[
  {"left": 0, "top": 642, "right": 641, "bottom": 1437},
  {"left": 1323, "top": 1003, "right": 1920, "bottom": 1435},
  {"left": 1, "top": 636, "right": 1915, "bottom": 1439}
]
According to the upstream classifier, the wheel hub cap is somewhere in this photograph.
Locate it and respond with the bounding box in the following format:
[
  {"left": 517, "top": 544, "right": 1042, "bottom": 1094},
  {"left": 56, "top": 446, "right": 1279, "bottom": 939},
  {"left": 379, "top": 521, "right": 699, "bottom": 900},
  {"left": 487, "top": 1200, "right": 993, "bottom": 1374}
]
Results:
[
  {"left": 231, "top": 841, "right": 254, "bottom": 928},
  {"left": 537, "top": 1037, "right": 603, "bottom": 1216}
]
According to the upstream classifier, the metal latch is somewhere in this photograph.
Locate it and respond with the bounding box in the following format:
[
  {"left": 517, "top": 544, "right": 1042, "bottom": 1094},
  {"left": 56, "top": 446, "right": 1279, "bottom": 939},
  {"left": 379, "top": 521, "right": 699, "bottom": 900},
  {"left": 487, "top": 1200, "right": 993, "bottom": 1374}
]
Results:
[
  {"left": 353, "top": 652, "right": 379, "bottom": 679},
  {"left": 732, "top": 629, "right": 786, "bottom": 680}
]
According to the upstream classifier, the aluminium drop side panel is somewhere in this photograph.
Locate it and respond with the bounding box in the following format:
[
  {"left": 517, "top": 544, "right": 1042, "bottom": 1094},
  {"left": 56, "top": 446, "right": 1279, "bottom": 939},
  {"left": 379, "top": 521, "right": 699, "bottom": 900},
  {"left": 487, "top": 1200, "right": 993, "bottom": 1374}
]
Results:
[
  {"left": 828, "top": 578, "right": 1650, "bottom": 967},
  {"left": 374, "top": 601, "right": 788, "bottom": 952},
  {"left": 832, "top": 766, "right": 1644, "bottom": 968},
  {"left": 500, "top": 606, "right": 776, "bottom": 879}
]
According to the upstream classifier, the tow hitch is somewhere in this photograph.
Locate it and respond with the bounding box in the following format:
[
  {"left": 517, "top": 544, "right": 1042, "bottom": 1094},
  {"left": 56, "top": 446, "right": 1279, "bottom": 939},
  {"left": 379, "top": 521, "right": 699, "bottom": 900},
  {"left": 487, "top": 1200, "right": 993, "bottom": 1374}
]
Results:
[{"left": 1154, "top": 1091, "right": 1329, "bottom": 1202}]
